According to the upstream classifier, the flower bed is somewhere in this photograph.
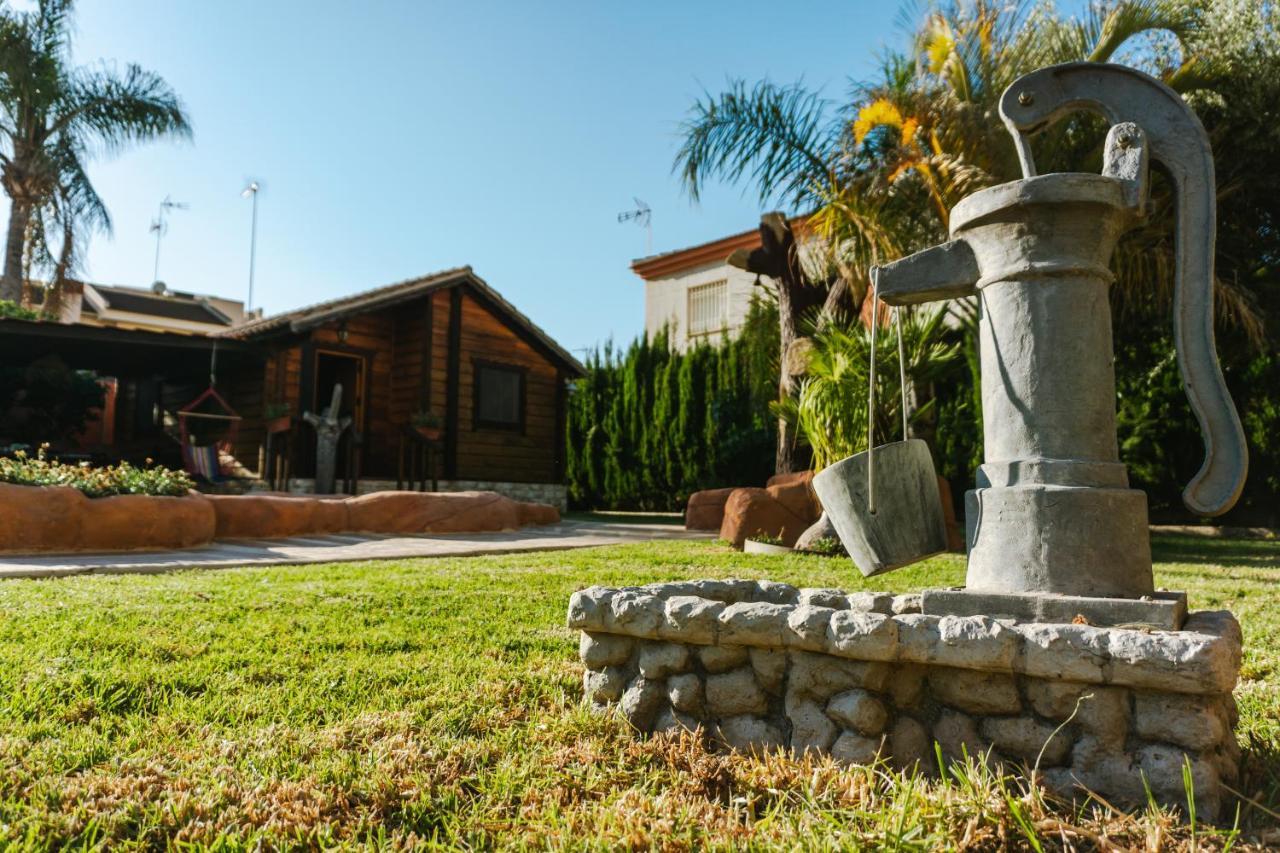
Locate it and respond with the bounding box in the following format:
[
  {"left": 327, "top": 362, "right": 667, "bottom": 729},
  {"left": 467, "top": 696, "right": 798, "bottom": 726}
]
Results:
[{"left": 0, "top": 447, "right": 194, "bottom": 497}]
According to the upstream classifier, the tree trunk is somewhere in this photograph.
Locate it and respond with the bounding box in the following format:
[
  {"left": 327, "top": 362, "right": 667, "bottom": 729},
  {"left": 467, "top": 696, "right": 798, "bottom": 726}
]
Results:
[{"left": 0, "top": 200, "right": 30, "bottom": 304}]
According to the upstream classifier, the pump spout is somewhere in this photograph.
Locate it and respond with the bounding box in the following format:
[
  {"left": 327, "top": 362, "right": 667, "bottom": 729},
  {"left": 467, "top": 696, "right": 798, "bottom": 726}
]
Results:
[{"left": 874, "top": 240, "right": 979, "bottom": 307}]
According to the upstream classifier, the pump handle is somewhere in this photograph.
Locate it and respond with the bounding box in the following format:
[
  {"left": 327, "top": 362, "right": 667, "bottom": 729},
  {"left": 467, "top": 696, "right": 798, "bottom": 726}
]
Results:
[{"left": 997, "top": 62, "right": 1247, "bottom": 517}]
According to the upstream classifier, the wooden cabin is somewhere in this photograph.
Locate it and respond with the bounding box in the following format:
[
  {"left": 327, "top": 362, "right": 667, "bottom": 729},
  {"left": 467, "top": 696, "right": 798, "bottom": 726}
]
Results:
[{"left": 220, "top": 267, "right": 584, "bottom": 506}]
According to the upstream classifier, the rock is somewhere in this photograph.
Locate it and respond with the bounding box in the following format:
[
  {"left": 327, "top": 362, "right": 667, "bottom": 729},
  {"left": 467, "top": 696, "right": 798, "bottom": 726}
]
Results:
[
  {"left": 755, "top": 581, "right": 801, "bottom": 605},
  {"left": 603, "top": 591, "right": 665, "bottom": 638},
  {"left": 717, "top": 715, "right": 785, "bottom": 753},
  {"left": 847, "top": 592, "right": 896, "bottom": 614},
  {"left": 1133, "top": 692, "right": 1229, "bottom": 751},
  {"left": 826, "top": 689, "right": 889, "bottom": 736},
  {"left": 831, "top": 731, "right": 883, "bottom": 765},
  {"left": 936, "top": 615, "right": 1019, "bottom": 670},
  {"left": 891, "top": 594, "right": 923, "bottom": 615},
  {"left": 1019, "top": 622, "right": 1109, "bottom": 683},
  {"left": 765, "top": 471, "right": 821, "bottom": 523},
  {"left": 653, "top": 705, "right": 701, "bottom": 734},
  {"left": 638, "top": 642, "right": 689, "bottom": 679},
  {"left": 343, "top": 489, "right": 558, "bottom": 534},
  {"left": 685, "top": 487, "right": 737, "bottom": 531},
  {"left": 789, "top": 699, "right": 838, "bottom": 755},
  {"left": 659, "top": 595, "right": 724, "bottom": 644},
  {"left": 1065, "top": 735, "right": 1145, "bottom": 807},
  {"left": 1025, "top": 681, "right": 1129, "bottom": 743},
  {"left": 1106, "top": 616, "right": 1241, "bottom": 695},
  {"left": 718, "top": 602, "right": 790, "bottom": 647},
  {"left": 929, "top": 669, "right": 1022, "bottom": 715},
  {"left": 750, "top": 648, "right": 787, "bottom": 695},
  {"left": 980, "top": 716, "right": 1071, "bottom": 766},
  {"left": 583, "top": 667, "right": 627, "bottom": 704},
  {"left": 933, "top": 710, "right": 985, "bottom": 761},
  {"left": 620, "top": 677, "right": 666, "bottom": 730},
  {"left": 798, "top": 589, "right": 849, "bottom": 609},
  {"left": 667, "top": 673, "right": 705, "bottom": 715},
  {"left": 785, "top": 605, "right": 834, "bottom": 651},
  {"left": 787, "top": 651, "right": 892, "bottom": 698},
  {"left": 719, "top": 487, "right": 812, "bottom": 549},
  {"left": 1136, "top": 742, "right": 1222, "bottom": 819},
  {"left": 566, "top": 587, "right": 612, "bottom": 631},
  {"left": 0, "top": 484, "right": 218, "bottom": 554},
  {"left": 208, "top": 493, "right": 348, "bottom": 538},
  {"left": 888, "top": 665, "right": 927, "bottom": 709},
  {"left": 705, "top": 667, "right": 767, "bottom": 717},
  {"left": 698, "top": 645, "right": 749, "bottom": 673},
  {"left": 794, "top": 513, "right": 839, "bottom": 552},
  {"left": 579, "top": 633, "right": 633, "bottom": 668},
  {"left": 827, "top": 611, "right": 898, "bottom": 660},
  {"left": 642, "top": 579, "right": 760, "bottom": 603},
  {"left": 889, "top": 717, "right": 932, "bottom": 771}
]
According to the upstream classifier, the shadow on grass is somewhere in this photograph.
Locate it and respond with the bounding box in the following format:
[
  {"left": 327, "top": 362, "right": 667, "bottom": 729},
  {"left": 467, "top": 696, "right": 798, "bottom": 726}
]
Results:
[{"left": 1150, "top": 533, "right": 1280, "bottom": 569}]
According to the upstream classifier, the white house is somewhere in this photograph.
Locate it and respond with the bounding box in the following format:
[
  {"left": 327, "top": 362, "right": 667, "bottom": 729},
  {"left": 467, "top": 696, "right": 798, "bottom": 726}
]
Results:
[{"left": 631, "top": 218, "right": 811, "bottom": 351}]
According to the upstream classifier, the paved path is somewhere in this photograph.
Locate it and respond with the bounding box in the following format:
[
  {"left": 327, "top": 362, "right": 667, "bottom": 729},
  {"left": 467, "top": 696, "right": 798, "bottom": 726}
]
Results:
[{"left": 0, "top": 521, "right": 713, "bottom": 580}]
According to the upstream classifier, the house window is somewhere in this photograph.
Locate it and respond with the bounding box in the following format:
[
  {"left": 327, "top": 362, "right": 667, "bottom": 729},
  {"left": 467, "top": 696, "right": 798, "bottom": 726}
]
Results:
[
  {"left": 688, "top": 280, "right": 728, "bottom": 337},
  {"left": 474, "top": 361, "right": 525, "bottom": 430}
]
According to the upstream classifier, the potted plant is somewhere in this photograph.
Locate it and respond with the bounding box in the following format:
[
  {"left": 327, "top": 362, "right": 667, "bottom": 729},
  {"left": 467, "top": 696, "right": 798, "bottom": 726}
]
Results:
[
  {"left": 743, "top": 530, "right": 793, "bottom": 555},
  {"left": 411, "top": 411, "right": 443, "bottom": 442},
  {"left": 264, "top": 401, "right": 292, "bottom": 434},
  {"left": 798, "top": 536, "right": 847, "bottom": 558}
]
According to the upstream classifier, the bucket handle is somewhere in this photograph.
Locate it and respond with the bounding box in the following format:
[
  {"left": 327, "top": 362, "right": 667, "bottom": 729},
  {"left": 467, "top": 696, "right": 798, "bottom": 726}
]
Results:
[{"left": 866, "top": 267, "right": 911, "bottom": 515}]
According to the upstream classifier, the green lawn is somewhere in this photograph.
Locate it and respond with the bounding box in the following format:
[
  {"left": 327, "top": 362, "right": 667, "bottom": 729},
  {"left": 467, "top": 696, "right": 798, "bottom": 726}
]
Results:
[{"left": 0, "top": 535, "right": 1277, "bottom": 849}]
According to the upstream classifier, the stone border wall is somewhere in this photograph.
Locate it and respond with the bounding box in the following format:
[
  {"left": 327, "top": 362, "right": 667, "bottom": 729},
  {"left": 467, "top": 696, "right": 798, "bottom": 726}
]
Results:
[
  {"left": 568, "top": 580, "right": 1242, "bottom": 819},
  {"left": 283, "top": 478, "right": 568, "bottom": 510}
]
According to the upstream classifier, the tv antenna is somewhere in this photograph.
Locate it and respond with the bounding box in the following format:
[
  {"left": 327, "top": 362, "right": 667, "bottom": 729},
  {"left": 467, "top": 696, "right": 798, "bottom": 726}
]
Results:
[
  {"left": 618, "top": 198, "right": 652, "bottom": 253},
  {"left": 149, "top": 195, "right": 188, "bottom": 288}
]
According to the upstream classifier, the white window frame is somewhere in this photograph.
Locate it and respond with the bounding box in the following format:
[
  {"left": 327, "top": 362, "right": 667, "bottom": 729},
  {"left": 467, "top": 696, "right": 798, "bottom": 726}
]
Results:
[{"left": 687, "top": 279, "right": 729, "bottom": 339}]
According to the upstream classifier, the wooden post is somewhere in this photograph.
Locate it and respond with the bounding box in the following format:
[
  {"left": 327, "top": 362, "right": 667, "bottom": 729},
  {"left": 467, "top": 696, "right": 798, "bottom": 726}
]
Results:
[{"left": 444, "top": 287, "right": 462, "bottom": 480}]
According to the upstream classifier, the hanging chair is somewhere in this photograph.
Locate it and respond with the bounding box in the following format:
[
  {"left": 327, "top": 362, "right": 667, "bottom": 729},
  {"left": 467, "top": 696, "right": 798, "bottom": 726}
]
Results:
[{"left": 178, "top": 343, "right": 242, "bottom": 481}]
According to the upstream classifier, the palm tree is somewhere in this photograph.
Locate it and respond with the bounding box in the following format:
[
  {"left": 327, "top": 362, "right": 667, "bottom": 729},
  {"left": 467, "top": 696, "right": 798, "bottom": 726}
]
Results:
[{"left": 0, "top": 0, "right": 190, "bottom": 304}]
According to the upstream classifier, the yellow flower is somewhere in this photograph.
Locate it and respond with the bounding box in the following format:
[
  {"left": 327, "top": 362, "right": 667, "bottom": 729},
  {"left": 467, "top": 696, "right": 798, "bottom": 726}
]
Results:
[{"left": 853, "top": 98, "right": 905, "bottom": 145}]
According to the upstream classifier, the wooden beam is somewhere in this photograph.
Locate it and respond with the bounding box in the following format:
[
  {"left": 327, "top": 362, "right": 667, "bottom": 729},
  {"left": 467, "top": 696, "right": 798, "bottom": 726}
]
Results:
[
  {"left": 418, "top": 291, "right": 435, "bottom": 408},
  {"left": 444, "top": 286, "right": 462, "bottom": 479},
  {"left": 554, "top": 370, "right": 567, "bottom": 483}
]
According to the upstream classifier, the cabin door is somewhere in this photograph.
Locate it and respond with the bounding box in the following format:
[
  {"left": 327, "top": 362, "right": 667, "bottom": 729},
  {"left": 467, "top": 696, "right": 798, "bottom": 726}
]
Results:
[{"left": 313, "top": 350, "right": 366, "bottom": 427}]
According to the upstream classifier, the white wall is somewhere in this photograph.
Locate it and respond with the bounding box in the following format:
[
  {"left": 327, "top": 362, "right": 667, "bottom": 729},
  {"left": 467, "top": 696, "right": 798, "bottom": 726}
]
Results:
[{"left": 643, "top": 260, "right": 769, "bottom": 351}]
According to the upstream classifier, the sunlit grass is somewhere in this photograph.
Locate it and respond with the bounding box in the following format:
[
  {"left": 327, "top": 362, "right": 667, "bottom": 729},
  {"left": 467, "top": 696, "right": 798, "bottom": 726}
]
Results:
[{"left": 0, "top": 535, "right": 1276, "bottom": 849}]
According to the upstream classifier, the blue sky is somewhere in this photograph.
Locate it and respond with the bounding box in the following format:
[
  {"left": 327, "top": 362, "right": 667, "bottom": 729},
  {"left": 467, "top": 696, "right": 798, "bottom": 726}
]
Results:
[{"left": 51, "top": 1, "right": 912, "bottom": 354}]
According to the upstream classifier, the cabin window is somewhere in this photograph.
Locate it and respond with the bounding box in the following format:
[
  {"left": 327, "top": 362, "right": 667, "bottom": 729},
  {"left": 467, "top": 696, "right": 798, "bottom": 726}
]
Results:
[
  {"left": 688, "top": 279, "right": 728, "bottom": 338},
  {"left": 474, "top": 361, "right": 525, "bottom": 431}
]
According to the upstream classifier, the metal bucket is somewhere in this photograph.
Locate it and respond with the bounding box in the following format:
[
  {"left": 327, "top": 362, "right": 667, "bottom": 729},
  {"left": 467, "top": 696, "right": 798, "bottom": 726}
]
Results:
[{"left": 811, "top": 438, "right": 948, "bottom": 577}]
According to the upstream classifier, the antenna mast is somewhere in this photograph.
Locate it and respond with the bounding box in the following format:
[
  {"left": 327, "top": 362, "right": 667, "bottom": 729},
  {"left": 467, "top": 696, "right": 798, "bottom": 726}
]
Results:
[
  {"left": 617, "top": 198, "right": 652, "bottom": 253},
  {"left": 149, "top": 195, "right": 188, "bottom": 287}
]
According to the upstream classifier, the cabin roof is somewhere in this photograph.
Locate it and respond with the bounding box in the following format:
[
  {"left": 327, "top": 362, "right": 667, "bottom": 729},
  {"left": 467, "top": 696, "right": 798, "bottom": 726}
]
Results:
[{"left": 222, "top": 266, "right": 585, "bottom": 376}]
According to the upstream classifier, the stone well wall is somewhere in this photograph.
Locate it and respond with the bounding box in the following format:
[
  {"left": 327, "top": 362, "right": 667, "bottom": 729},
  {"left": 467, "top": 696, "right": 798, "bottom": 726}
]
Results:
[{"left": 567, "top": 580, "right": 1242, "bottom": 819}]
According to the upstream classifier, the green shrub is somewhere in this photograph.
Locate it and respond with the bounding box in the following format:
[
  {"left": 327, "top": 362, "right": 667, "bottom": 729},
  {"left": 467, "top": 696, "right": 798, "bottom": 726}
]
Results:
[
  {"left": 0, "top": 446, "right": 195, "bottom": 498},
  {"left": 0, "top": 299, "right": 37, "bottom": 321}
]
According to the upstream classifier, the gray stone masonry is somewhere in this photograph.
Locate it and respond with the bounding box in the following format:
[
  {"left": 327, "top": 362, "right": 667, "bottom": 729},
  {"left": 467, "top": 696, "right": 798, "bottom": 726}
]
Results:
[{"left": 569, "top": 579, "right": 1243, "bottom": 820}]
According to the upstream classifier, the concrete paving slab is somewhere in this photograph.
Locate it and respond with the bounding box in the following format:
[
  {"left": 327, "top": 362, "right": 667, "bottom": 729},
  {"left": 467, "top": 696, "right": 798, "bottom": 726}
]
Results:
[{"left": 0, "top": 521, "right": 711, "bottom": 580}]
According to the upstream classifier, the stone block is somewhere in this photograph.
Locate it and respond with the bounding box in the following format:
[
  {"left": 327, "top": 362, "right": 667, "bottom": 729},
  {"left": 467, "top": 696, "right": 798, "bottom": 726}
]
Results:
[
  {"left": 718, "top": 601, "right": 790, "bottom": 647},
  {"left": 604, "top": 591, "right": 665, "bottom": 638},
  {"left": 698, "top": 644, "right": 749, "bottom": 673},
  {"left": 566, "top": 586, "right": 612, "bottom": 631},
  {"left": 653, "top": 705, "right": 701, "bottom": 735},
  {"left": 789, "top": 699, "right": 838, "bottom": 755},
  {"left": 1136, "top": 742, "right": 1222, "bottom": 819},
  {"left": 621, "top": 676, "right": 666, "bottom": 730},
  {"left": 826, "top": 689, "right": 889, "bottom": 736},
  {"left": 935, "top": 615, "right": 1019, "bottom": 670},
  {"left": 1025, "top": 681, "right": 1129, "bottom": 743},
  {"left": 583, "top": 667, "right": 627, "bottom": 705},
  {"left": 889, "top": 717, "right": 931, "bottom": 771},
  {"left": 831, "top": 731, "right": 883, "bottom": 765},
  {"left": 887, "top": 665, "right": 926, "bottom": 709},
  {"left": 799, "top": 588, "right": 850, "bottom": 609},
  {"left": 933, "top": 710, "right": 985, "bottom": 761},
  {"left": 980, "top": 716, "right": 1070, "bottom": 766},
  {"left": 718, "top": 715, "right": 785, "bottom": 753},
  {"left": 929, "top": 669, "right": 1021, "bottom": 715},
  {"left": 1133, "top": 692, "right": 1229, "bottom": 751},
  {"left": 787, "top": 651, "right": 891, "bottom": 698},
  {"left": 1018, "top": 622, "right": 1109, "bottom": 683},
  {"left": 827, "top": 610, "right": 898, "bottom": 661},
  {"left": 892, "top": 594, "right": 923, "bottom": 615},
  {"left": 750, "top": 648, "right": 787, "bottom": 695},
  {"left": 847, "top": 591, "right": 895, "bottom": 613},
  {"left": 579, "top": 633, "right": 633, "bottom": 668},
  {"left": 667, "top": 673, "right": 705, "bottom": 716},
  {"left": 785, "top": 605, "right": 834, "bottom": 651},
  {"left": 705, "top": 667, "right": 767, "bottom": 717},
  {"left": 638, "top": 642, "right": 690, "bottom": 679},
  {"left": 660, "top": 596, "right": 723, "bottom": 644},
  {"left": 921, "top": 587, "right": 1186, "bottom": 630},
  {"left": 756, "top": 581, "right": 801, "bottom": 605},
  {"left": 1106, "top": 617, "right": 1241, "bottom": 695}
]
